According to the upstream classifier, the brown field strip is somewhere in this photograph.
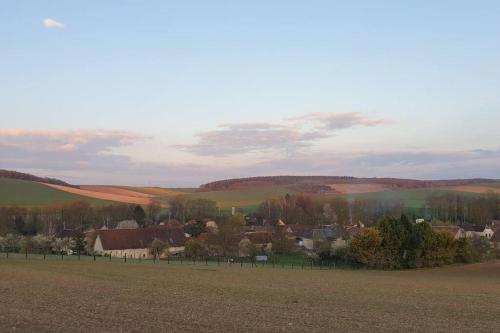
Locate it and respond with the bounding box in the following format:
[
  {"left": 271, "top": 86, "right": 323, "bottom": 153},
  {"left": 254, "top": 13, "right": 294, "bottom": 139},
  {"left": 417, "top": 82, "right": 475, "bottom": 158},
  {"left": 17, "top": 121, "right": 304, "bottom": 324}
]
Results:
[
  {"left": 446, "top": 185, "right": 500, "bottom": 195},
  {"left": 40, "top": 183, "right": 152, "bottom": 205},
  {"left": 80, "top": 185, "right": 154, "bottom": 198}
]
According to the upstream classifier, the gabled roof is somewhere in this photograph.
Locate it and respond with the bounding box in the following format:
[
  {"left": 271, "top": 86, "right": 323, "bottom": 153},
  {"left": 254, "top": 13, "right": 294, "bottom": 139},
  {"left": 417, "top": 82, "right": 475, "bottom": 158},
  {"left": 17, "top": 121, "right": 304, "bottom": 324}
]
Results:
[
  {"left": 432, "top": 226, "right": 463, "bottom": 237},
  {"left": 287, "top": 225, "right": 316, "bottom": 238},
  {"left": 96, "top": 226, "right": 187, "bottom": 250},
  {"left": 463, "top": 225, "right": 489, "bottom": 232}
]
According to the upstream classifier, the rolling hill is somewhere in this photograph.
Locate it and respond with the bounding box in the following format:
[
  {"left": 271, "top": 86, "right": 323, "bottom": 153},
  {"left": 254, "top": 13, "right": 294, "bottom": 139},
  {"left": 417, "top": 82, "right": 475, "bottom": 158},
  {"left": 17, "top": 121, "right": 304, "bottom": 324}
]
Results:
[
  {"left": 1, "top": 170, "right": 498, "bottom": 210},
  {"left": 0, "top": 179, "right": 113, "bottom": 207}
]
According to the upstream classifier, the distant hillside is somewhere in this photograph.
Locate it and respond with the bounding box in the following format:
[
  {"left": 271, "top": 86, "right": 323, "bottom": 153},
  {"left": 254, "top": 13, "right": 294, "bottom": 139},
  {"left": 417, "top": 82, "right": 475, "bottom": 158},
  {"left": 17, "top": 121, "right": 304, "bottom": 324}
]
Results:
[
  {"left": 199, "top": 176, "right": 499, "bottom": 192},
  {"left": 0, "top": 169, "right": 74, "bottom": 187}
]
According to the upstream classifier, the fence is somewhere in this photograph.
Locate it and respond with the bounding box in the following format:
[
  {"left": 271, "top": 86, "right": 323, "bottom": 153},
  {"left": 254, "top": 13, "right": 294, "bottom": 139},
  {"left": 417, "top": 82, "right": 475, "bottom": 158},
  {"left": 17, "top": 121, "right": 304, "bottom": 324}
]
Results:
[{"left": 0, "top": 250, "right": 357, "bottom": 271}]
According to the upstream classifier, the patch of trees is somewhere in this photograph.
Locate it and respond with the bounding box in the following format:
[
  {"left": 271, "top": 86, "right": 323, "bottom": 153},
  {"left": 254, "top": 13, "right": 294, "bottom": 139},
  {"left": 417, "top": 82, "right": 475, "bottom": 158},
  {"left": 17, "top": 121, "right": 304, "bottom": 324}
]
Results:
[
  {"left": 0, "top": 169, "right": 75, "bottom": 187},
  {"left": 426, "top": 193, "right": 499, "bottom": 225},
  {"left": 256, "top": 194, "right": 405, "bottom": 227},
  {"left": 0, "top": 234, "right": 76, "bottom": 255},
  {"left": 347, "top": 216, "right": 495, "bottom": 269},
  {"left": 168, "top": 196, "right": 218, "bottom": 222},
  {"left": 0, "top": 201, "right": 161, "bottom": 236}
]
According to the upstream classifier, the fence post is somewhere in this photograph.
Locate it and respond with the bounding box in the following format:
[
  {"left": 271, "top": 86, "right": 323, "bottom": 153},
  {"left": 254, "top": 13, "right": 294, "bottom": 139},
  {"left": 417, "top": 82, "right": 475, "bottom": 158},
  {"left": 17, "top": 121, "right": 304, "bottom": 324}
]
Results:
[
  {"left": 94, "top": 254, "right": 96, "bottom": 261},
  {"left": 167, "top": 257, "right": 170, "bottom": 264},
  {"left": 124, "top": 253, "right": 127, "bottom": 263},
  {"left": 78, "top": 249, "right": 81, "bottom": 261},
  {"left": 43, "top": 251, "right": 46, "bottom": 260},
  {"left": 109, "top": 254, "right": 111, "bottom": 262},
  {"left": 25, "top": 248, "right": 28, "bottom": 260}
]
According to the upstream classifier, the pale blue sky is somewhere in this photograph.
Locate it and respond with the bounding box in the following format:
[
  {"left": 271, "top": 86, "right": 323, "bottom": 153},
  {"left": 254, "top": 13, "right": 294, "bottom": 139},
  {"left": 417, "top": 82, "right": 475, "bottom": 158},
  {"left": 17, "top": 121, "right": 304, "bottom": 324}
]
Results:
[{"left": 1, "top": 1, "right": 499, "bottom": 185}]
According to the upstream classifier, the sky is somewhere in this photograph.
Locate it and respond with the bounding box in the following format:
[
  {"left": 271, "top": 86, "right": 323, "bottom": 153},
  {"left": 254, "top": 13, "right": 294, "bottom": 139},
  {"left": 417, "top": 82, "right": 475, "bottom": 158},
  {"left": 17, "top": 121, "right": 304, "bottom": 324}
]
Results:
[{"left": 1, "top": 1, "right": 500, "bottom": 186}]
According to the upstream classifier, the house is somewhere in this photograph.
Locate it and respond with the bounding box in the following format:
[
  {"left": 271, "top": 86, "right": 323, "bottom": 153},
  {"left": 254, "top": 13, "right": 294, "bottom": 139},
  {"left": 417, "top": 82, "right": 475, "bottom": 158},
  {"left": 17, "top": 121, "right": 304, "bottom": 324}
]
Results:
[
  {"left": 432, "top": 226, "right": 465, "bottom": 239},
  {"left": 286, "top": 225, "right": 316, "bottom": 250},
  {"left": 159, "top": 219, "right": 183, "bottom": 228},
  {"left": 346, "top": 223, "right": 364, "bottom": 238},
  {"left": 491, "top": 232, "right": 500, "bottom": 250},
  {"left": 238, "top": 231, "right": 273, "bottom": 256},
  {"left": 92, "top": 226, "right": 187, "bottom": 258},
  {"left": 286, "top": 225, "right": 347, "bottom": 250},
  {"left": 463, "top": 225, "right": 494, "bottom": 239},
  {"left": 313, "top": 225, "right": 347, "bottom": 249}
]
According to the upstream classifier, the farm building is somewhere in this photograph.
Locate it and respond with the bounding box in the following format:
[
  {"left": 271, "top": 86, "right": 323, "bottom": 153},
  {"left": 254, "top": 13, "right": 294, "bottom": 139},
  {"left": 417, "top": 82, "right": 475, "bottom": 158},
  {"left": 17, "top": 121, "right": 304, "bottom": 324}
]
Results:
[
  {"left": 92, "top": 226, "right": 187, "bottom": 258},
  {"left": 463, "top": 225, "right": 494, "bottom": 239}
]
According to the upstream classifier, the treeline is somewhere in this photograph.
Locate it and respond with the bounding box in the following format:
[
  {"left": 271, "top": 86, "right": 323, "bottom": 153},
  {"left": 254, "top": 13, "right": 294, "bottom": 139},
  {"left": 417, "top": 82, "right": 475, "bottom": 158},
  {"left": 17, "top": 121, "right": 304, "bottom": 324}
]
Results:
[
  {"left": 426, "top": 193, "right": 499, "bottom": 225},
  {"left": 256, "top": 194, "right": 405, "bottom": 227},
  {"left": 324, "top": 216, "right": 496, "bottom": 269},
  {"left": 0, "top": 170, "right": 74, "bottom": 187},
  {"left": 0, "top": 201, "right": 162, "bottom": 236},
  {"left": 255, "top": 192, "right": 499, "bottom": 227},
  {"left": 168, "top": 196, "right": 218, "bottom": 222},
  {"left": 199, "top": 175, "right": 497, "bottom": 191}
]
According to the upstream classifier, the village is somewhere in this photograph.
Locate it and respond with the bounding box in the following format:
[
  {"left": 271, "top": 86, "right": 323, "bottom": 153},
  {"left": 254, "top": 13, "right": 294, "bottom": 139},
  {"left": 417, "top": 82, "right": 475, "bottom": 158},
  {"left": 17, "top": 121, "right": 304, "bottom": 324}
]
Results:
[{"left": 32, "top": 207, "right": 488, "bottom": 267}]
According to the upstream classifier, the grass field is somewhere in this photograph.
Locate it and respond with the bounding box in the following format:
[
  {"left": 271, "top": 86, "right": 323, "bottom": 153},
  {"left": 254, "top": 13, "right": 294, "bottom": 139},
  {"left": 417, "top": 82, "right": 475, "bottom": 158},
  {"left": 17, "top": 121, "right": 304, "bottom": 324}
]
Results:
[
  {"left": 0, "top": 179, "right": 112, "bottom": 207},
  {"left": 0, "top": 255, "right": 499, "bottom": 332},
  {"left": 190, "top": 186, "right": 295, "bottom": 210}
]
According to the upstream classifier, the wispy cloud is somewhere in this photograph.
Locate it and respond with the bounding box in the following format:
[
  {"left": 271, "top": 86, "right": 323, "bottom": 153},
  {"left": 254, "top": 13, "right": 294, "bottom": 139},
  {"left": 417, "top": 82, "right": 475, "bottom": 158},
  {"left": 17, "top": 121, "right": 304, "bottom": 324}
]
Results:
[
  {"left": 176, "top": 112, "right": 387, "bottom": 157},
  {"left": 174, "top": 122, "right": 324, "bottom": 156},
  {"left": 288, "top": 112, "right": 388, "bottom": 131},
  {"left": 43, "top": 18, "right": 65, "bottom": 29},
  {"left": 1, "top": 127, "right": 497, "bottom": 186}
]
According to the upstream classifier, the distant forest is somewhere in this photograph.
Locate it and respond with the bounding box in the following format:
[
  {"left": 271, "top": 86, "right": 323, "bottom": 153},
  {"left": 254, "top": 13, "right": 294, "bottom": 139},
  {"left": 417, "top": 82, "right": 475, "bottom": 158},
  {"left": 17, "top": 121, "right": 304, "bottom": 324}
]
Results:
[
  {"left": 0, "top": 169, "right": 74, "bottom": 187},
  {"left": 199, "top": 175, "right": 498, "bottom": 192}
]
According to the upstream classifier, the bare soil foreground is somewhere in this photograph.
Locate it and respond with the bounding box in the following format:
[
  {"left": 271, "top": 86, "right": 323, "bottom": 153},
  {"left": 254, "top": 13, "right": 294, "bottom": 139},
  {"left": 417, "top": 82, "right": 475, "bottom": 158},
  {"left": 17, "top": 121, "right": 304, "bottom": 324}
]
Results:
[{"left": 1, "top": 257, "right": 499, "bottom": 333}]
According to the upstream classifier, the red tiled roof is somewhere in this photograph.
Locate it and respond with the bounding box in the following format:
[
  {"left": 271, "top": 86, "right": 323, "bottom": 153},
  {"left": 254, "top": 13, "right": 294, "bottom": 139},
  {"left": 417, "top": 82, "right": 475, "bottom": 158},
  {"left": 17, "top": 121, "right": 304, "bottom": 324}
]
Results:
[
  {"left": 432, "top": 226, "right": 462, "bottom": 238},
  {"left": 96, "top": 227, "right": 187, "bottom": 250}
]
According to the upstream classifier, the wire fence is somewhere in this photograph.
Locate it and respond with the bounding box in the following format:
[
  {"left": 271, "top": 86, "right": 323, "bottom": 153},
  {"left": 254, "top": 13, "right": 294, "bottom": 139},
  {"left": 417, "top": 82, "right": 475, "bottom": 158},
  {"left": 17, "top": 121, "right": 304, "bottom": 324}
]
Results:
[{"left": 0, "top": 250, "right": 358, "bottom": 271}]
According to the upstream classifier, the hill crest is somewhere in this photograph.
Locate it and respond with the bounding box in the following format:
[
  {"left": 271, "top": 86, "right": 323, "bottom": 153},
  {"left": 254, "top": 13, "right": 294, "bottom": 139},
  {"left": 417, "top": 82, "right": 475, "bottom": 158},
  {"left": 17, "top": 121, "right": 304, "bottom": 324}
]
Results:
[{"left": 0, "top": 169, "right": 74, "bottom": 187}]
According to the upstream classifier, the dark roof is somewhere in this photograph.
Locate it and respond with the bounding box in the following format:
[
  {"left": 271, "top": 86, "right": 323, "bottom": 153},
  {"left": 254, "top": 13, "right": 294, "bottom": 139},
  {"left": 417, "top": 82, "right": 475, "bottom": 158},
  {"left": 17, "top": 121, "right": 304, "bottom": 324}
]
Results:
[
  {"left": 287, "top": 225, "right": 316, "bottom": 238},
  {"left": 96, "top": 226, "right": 187, "bottom": 250},
  {"left": 463, "top": 225, "right": 488, "bottom": 232},
  {"left": 60, "top": 229, "right": 81, "bottom": 238}
]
